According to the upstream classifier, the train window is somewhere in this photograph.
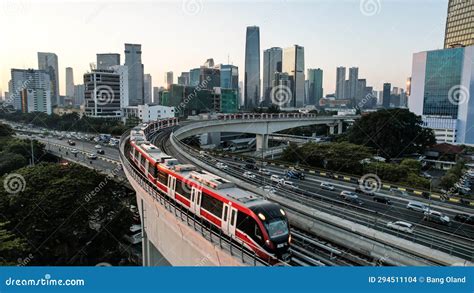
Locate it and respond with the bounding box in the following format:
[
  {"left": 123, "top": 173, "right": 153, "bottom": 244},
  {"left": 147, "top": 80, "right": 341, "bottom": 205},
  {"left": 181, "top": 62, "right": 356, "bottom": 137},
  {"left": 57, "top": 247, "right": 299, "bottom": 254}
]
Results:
[
  {"left": 140, "top": 154, "right": 146, "bottom": 167},
  {"left": 223, "top": 206, "right": 228, "bottom": 221},
  {"left": 200, "top": 193, "right": 223, "bottom": 218},
  {"left": 255, "top": 225, "right": 262, "bottom": 240},
  {"left": 175, "top": 179, "right": 191, "bottom": 199},
  {"left": 147, "top": 163, "right": 157, "bottom": 178},
  {"left": 157, "top": 170, "right": 168, "bottom": 185},
  {"left": 230, "top": 210, "right": 236, "bottom": 226}
]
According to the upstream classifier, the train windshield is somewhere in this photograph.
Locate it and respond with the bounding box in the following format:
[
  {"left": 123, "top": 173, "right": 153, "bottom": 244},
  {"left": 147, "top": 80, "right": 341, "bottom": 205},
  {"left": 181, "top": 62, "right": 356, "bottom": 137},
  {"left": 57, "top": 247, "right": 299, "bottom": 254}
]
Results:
[{"left": 264, "top": 218, "right": 289, "bottom": 239}]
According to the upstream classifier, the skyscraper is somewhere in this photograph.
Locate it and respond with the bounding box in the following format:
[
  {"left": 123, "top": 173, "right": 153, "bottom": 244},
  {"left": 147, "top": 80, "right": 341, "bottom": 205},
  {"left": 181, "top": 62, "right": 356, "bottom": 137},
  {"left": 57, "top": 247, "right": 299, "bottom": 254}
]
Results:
[
  {"left": 144, "top": 74, "right": 152, "bottom": 104},
  {"left": 382, "top": 83, "right": 391, "bottom": 108},
  {"left": 37, "top": 52, "right": 59, "bottom": 106},
  {"left": 189, "top": 68, "right": 200, "bottom": 87},
  {"left": 348, "top": 67, "right": 359, "bottom": 101},
  {"left": 165, "top": 71, "right": 174, "bottom": 89},
  {"left": 444, "top": 0, "right": 474, "bottom": 48},
  {"left": 282, "top": 45, "right": 305, "bottom": 108},
  {"left": 335, "top": 67, "right": 346, "bottom": 99},
  {"left": 65, "top": 67, "right": 74, "bottom": 99},
  {"left": 97, "top": 53, "right": 120, "bottom": 69},
  {"left": 263, "top": 47, "right": 282, "bottom": 105},
  {"left": 244, "top": 26, "right": 261, "bottom": 109},
  {"left": 124, "top": 43, "right": 144, "bottom": 106},
  {"left": 409, "top": 46, "right": 474, "bottom": 143},
  {"left": 307, "top": 68, "right": 323, "bottom": 106}
]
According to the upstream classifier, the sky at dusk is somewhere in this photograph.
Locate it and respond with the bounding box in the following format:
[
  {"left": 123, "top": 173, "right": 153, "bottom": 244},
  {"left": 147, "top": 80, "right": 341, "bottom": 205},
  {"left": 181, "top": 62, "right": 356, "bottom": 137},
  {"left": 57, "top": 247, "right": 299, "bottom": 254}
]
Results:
[{"left": 0, "top": 0, "right": 448, "bottom": 96}]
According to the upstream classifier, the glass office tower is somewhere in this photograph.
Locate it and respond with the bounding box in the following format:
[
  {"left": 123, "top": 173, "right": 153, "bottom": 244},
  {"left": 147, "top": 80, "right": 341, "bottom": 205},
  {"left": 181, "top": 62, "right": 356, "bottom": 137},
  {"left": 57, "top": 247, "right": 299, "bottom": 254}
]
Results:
[
  {"left": 244, "top": 26, "right": 261, "bottom": 109},
  {"left": 444, "top": 0, "right": 474, "bottom": 48}
]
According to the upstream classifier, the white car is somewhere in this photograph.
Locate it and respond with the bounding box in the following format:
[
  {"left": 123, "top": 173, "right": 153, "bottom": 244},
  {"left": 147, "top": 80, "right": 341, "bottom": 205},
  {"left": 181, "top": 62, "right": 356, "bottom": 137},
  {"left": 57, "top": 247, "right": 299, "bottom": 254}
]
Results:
[
  {"left": 270, "top": 175, "right": 284, "bottom": 183},
  {"left": 424, "top": 210, "right": 450, "bottom": 225},
  {"left": 406, "top": 201, "right": 429, "bottom": 213},
  {"left": 94, "top": 144, "right": 102, "bottom": 149},
  {"left": 387, "top": 221, "right": 414, "bottom": 234},
  {"left": 258, "top": 168, "right": 271, "bottom": 176},
  {"left": 262, "top": 185, "right": 276, "bottom": 194},
  {"left": 283, "top": 180, "right": 298, "bottom": 189},
  {"left": 243, "top": 171, "right": 256, "bottom": 179},
  {"left": 70, "top": 149, "right": 79, "bottom": 154},
  {"left": 340, "top": 190, "right": 357, "bottom": 199},
  {"left": 87, "top": 153, "right": 98, "bottom": 160},
  {"left": 320, "top": 182, "right": 335, "bottom": 191},
  {"left": 216, "top": 162, "right": 228, "bottom": 169}
]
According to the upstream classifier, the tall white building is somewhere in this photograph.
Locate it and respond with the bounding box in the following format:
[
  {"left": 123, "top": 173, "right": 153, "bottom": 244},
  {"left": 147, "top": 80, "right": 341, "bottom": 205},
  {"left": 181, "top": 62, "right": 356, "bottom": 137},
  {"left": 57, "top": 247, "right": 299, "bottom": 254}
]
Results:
[
  {"left": 9, "top": 69, "right": 52, "bottom": 114},
  {"left": 409, "top": 46, "right": 474, "bottom": 144},
  {"left": 164, "top": 71, "right": 173, "bottom": 89},
  {"left": 65, "top": 67, "right": 75, "bottom": 98},
  {"left": 144, "top": 74, "right": 152, "bottom": 104},
  {"left": 38, "top": 52, "right": 59, "bottom": 106},
  {"left": 263, "top": 47, "right": 282, "bottom": 105},
  {"left": 123, "top": 104, "right": 175, "bottom": 123}
]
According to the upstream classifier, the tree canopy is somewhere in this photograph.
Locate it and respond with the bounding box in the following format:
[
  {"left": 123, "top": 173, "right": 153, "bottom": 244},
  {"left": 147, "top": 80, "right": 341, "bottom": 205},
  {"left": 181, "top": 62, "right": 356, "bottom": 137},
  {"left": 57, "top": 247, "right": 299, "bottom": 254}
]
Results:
[
  {"left": 346, "top": 109, "right": 436, "bottom": 158},
  {"left": 0, "top": 163, "right": 134, "bottom": 265}
]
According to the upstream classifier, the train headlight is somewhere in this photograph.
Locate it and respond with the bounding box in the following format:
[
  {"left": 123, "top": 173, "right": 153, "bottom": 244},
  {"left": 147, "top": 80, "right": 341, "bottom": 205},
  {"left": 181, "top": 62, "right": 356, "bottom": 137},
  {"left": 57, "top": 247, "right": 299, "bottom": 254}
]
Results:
[{"left": 258, "top": 213, "right": 266, "bottom": 221}]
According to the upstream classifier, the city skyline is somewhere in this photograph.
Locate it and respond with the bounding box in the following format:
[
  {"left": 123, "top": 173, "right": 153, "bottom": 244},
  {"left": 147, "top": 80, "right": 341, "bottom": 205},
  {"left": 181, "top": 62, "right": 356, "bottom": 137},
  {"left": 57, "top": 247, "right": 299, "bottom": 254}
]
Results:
[{"left": 0, "top": 1, "right": 448, "bottom": 95}]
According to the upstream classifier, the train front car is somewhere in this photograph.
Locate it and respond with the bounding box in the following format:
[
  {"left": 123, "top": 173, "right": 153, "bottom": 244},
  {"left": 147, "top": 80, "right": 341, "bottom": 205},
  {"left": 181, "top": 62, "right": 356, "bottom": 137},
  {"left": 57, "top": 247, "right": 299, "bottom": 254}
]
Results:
[{"left": 250, "top": 202, "right": 291, "bottom": 261}]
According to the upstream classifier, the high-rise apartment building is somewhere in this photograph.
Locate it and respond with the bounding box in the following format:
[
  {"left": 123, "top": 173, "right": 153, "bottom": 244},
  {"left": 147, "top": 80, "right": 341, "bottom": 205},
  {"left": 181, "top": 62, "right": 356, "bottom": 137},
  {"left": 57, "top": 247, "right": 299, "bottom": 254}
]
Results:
[
  {"left": 9, "top": 69, "right": 52, "bottom": 114},
  {"left": 244, "top": 26, "right": 261, "bottom": 109},
  {"left": 282, "top": 45, "right": 305, "bottom": 108},
  {"left": 382, "top": 83, "right": 391, "bottom": 108},
  {"left": 37, "top": 52, "right": 59, "bottom": 106},
  {"left": 444, "top": 0, "right": 474, "bottom": 48},
  {"left": 348, "top": 67, "right": 359, "bottom": 100},
  {"left": 165, "top": 71, "right": 174, "bottom": 89},
  {"left": 124, "top": 43, "right": 144, "bottom": 106}
]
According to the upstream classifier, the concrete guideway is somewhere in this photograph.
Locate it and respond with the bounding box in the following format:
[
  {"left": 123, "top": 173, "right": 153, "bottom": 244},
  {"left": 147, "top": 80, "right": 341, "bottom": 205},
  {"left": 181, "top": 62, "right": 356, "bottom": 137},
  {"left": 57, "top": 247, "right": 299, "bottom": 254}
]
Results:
[{"left": 170, "top": 133, "right": 473, "bottom": 266}]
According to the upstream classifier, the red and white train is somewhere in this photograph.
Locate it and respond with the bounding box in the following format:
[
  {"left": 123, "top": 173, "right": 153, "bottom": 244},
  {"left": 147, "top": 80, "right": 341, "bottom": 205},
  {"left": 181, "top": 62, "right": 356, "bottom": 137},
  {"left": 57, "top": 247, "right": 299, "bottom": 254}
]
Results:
[{"left": 128, "top": 119, "right": 291, "bottom": 262}]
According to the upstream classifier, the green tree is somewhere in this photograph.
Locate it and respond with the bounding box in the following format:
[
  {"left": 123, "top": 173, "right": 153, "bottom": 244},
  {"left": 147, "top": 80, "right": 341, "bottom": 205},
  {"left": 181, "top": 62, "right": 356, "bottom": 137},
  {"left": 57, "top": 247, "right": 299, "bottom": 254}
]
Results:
[
  {"left": 346, "top": 109, "right": 436, "bottom": 158},
  {"left": 0, "top": 222, "right": 27, "bottom": 265},
  {"left": 0, "top": 152, "right": 28, "bottom": 176},
  {"left": 0, "top": 123, "right": 13, "bottom": 137},
  {"left": 400, "top": 159, "right": 422, "bottom": 173},
  {"left": 0, "top": 163, "right": 133, "bottom": 265}
]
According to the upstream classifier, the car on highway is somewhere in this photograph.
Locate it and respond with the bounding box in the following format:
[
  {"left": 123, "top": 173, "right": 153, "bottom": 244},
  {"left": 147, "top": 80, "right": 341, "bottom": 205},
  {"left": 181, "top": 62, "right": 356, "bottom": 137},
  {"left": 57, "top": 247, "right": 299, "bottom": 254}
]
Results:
[
  {"left": 286, "top": 168, "right": 305, "bottom": 180},
  {"left": 320, "top": 182, "right": 335, "bottom": 191},
  {"left": 386, "top": 221, "right": 414, "bottom": 234},
  {"left": 245, "top": 158, "right": 256, "bottom": 164},
  {"left": 390, "top": 188, "right": 409, "bottom": 197},
  {"left": 270, "top": 175, "right": 284, "bottom": 183},
  {"left": 244, "top": 163, "right": 258, "bottom": 170},
  {"left": 70, "top": 149, "right": 79, "bottom": 155},
  {"left": 95, "top": 144, "right": 102, "bottom": 149},
  {"left": 67, "top": 140, "right": 76, "bottom": 146},
  {"left": 87, "top": 153, "right": 98, "bottom": 160},
  {"left": 258, "top": 168, "right": 271, "bottom": 176},
  {"left": 243, "top": 171, "right": 256, "bottom": 179},
  {"left": 216, "top": 162, "right": 227, "bottom": 169},
  {"left": 97, "top": 149, "right": 105, "bottom": 155},
  {"left": 340, "top": 190, "right": 357, "bottom": 199},
  {"left": 262, "top": 185, "right": 276, "bottom": 194},
  {"left": 406, "top": 201, "right": 429, "bottom": 213},
  {"left": 282, "top": 180, "right": 298, "bottom": 189},
  {"left": 373, "top": 196, "right": 392, "bottom": 205},
  {"left": 423, "top": 210, "right": 450, "bottom": 225},
  {"left": 454, "top": 214, "right": 474, "bottom": 225}
]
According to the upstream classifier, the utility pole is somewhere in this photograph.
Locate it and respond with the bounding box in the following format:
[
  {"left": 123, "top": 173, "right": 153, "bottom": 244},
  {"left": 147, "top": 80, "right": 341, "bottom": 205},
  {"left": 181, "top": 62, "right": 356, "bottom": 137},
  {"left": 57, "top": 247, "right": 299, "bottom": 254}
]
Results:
[{"left": 30, "top": 139, "right": 35, "bottom": 166}]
